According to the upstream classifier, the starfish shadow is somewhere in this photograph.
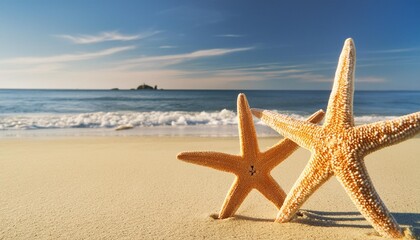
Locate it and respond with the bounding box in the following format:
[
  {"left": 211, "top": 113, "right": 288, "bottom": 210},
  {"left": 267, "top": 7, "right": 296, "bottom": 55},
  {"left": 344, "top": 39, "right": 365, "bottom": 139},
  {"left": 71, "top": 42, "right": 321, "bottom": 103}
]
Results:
[
  {"left": 292, "top": 210, "right": 371, "bottom": 229},
  {"left": 299, "top": 210, "right": 365, "bottom": 221},
  {"left": 210, "top": 211, "right": 420, "bottom": 235},
  {"left": 392, "top": 212, "right": 420, "bottom": 236},
  {"left": 293, "top": 210, "right": 420, "bottom": 234}
]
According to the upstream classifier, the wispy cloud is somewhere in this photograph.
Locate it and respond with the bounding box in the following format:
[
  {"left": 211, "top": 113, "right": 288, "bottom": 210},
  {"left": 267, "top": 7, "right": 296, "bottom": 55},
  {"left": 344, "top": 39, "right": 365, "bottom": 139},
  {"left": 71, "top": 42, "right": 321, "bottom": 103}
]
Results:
[
  {"left": 284, "top": 73, "right": 386, "bottom": 84},
  {"left": 171, "top": 62, "right": 318, "bottom": 84},
  {"left": 159, "top": 45, "right": 178, "bottom": 49},
  {"left": 285, "top": 73, "right": 333, "bottom": 82},
  {"left": 117, "top": 47, "right": 254, "bottom": 70},
  {"left": 365, "top": 47, "right": 420, "bottom": 54},
  {"left": 355, "top": 76, "right": 386, "bottom": 83},
  {"left": 216, "top": 34, "right": 244, "bottom": 38},
  {"left": 55, "top": 31, "right": 160, "bottom": 44},
  {"left": 0, "top": 46, "right": 135, "bottom": 65}
]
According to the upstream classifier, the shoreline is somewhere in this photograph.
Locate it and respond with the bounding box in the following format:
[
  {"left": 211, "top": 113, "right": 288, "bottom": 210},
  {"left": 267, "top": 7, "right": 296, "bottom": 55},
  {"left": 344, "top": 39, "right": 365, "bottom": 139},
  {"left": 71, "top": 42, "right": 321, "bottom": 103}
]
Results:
[
  {"left": 0, "top": 125, "right": 278, "bottom": 139},
  {"left": 1, "top": 136, "right": 418, "bottom": 239},
  {"left": 1, "top": 125, "right": 418, "bottom": 139}
]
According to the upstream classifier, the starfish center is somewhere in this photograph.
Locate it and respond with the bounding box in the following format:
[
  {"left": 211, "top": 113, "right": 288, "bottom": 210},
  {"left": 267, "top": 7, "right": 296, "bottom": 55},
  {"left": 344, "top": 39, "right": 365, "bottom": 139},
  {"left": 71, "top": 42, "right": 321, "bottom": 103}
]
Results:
[
  {"left": 249, "top": 165, "right": 257, "bottom": 176},
  {"left": 323, "top": 135, "right": 345, "bottom": 154},
  {"left": 319, "top": 132, "right": 360, "bottom": 169}
]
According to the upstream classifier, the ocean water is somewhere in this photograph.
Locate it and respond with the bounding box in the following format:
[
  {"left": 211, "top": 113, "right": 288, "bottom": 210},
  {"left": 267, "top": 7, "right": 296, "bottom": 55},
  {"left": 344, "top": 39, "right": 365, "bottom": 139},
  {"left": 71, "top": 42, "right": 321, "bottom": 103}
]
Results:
[{"left": 0, "top": 89, "right": 419, "bottom": 137}]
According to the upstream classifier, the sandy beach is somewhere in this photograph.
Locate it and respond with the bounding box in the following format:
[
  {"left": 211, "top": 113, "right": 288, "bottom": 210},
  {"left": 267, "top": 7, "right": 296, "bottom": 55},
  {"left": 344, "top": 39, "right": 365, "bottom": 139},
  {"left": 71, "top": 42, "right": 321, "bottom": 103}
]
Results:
[{"left": 0, "top": 136, "right": 418, "bottom": 239}]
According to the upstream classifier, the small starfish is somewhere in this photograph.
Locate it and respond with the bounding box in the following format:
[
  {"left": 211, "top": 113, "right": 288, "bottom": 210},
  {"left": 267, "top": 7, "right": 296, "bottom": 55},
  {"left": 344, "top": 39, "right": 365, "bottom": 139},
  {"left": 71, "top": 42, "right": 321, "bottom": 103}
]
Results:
[
  {"left": 177, "top": 93, "right": 325, "bottom": 219},
  {"left": 252, "top": 38, "right": 420, "bottom": 238}
]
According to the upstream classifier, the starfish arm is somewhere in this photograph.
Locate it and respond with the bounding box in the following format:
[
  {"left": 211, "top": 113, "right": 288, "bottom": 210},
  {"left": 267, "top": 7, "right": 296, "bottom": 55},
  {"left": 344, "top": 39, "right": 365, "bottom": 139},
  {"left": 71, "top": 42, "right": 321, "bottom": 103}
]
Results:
[
  {"left": 276, "top": 154, "right": 332, "bottom": 222},
  {"left": 261, "top": 139, "right": 299, "bottom": 170},
  {"left": 355, "top": 112, "right": 420, "bottom": 154},
  {"left": 177, "top": 151, "right": 241, "bottom": 173},
  {"left": 325, "top": 38, "right": 356, "bottom": 129},
  {"left": 255, "top": 175, "right": 287, "bottom": 209},
  {"left": 251, "top": 108, "right": 322, "bottom": 150},
  {"left": 336, "top": 160, "right": 403, "bottom": 238},
  {"left": 261, "top": 110, "right": 325, "bottom": 169},
  {"left": 237, "top": 93, "right": 259, "bottom": 159},
  {"left": 219, "top": 177, "right": 252, "bottom": 218}
]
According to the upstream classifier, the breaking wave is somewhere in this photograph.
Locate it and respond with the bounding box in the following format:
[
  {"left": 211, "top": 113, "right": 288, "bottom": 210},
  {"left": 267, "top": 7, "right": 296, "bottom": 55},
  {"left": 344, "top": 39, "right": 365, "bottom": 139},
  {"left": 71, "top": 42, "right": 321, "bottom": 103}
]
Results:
[{"left": 0, "top": 110, "right": 399, "bottom": 130}]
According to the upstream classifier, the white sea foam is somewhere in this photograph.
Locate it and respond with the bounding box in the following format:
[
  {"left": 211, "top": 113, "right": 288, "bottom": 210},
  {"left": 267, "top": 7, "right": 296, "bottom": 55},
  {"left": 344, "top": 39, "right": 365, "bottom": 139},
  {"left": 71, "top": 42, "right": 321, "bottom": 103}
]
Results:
[
  {"left": 0, "top": 110, "right": 236, "bottom": 130},
  {"left": 0, "top": 110, "right": 398, "bottom": 131}
]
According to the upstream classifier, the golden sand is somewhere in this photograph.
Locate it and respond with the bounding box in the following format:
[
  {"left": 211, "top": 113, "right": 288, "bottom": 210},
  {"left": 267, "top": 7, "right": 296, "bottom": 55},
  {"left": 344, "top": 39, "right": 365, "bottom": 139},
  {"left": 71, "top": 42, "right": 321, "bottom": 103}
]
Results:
[{"left": 0, "top": 136, "right": 418, "bottom": 239}]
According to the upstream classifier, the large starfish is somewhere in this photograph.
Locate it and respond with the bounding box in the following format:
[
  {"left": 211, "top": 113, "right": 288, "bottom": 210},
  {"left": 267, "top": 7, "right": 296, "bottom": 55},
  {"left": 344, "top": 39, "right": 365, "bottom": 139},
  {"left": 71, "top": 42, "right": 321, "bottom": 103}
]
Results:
[
  {"left": 177, "top": 93, "right": 325, "bottom": 219},
  {"left": 252, "top": 38, "right": 420, "bottom": 238}
]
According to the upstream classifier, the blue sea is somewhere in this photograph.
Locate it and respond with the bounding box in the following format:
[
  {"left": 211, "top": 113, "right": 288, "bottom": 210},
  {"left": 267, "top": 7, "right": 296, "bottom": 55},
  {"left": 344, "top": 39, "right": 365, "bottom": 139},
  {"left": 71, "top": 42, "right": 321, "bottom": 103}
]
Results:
[{"left": 0, "top": 89, "right": 419, "bottom": 137}]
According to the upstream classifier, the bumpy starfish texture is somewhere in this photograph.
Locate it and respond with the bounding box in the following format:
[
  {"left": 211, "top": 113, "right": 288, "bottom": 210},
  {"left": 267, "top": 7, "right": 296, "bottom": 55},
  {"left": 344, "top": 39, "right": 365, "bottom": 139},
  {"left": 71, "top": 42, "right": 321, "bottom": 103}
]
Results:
[
  {"left": 252, "top": 38, "right": 420, "bottom": 238},
  {"left": 177, "top": 93, "right": 325, "bottom": 219}
]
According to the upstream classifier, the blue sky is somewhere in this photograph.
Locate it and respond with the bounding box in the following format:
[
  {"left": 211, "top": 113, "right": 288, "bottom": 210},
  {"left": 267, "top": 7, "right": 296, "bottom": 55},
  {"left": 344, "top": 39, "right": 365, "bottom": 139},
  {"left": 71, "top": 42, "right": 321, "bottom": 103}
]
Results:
[{"left": 0, "top": 0, "right": 419, "bottom": 90}]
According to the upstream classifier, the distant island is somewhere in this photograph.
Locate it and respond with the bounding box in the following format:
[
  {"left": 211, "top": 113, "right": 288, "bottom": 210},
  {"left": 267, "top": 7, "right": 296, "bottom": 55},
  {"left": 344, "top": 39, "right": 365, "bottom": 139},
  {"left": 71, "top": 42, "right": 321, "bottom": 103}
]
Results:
[
  {"left": 110, "top": 83, "right": 161, "bottom": 91},
  {"left": 137, "top": 83, "right": 157, "bottom": 90}
]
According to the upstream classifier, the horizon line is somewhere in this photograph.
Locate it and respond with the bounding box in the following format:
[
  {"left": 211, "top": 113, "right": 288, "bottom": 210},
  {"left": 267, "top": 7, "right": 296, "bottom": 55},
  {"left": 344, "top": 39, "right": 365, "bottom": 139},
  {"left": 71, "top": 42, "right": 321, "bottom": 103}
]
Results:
[{"left": 1, "top": 88, "right": 419, "bottom": 92}]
